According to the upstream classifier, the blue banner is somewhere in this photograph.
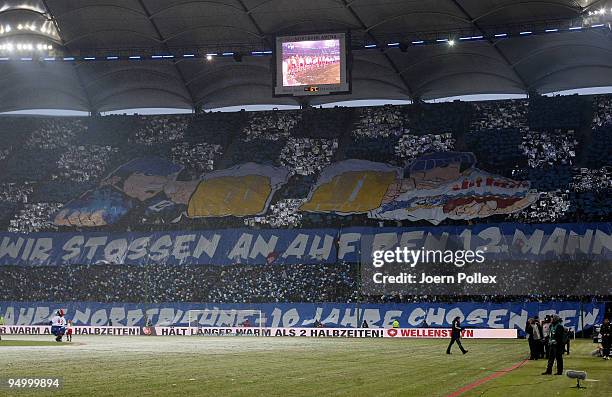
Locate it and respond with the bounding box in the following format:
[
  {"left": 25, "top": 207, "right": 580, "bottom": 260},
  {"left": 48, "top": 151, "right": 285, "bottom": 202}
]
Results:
[
  {"left": 0, "top": 222, "right": 610, "bottom": 266},
  {"left": 0, "top": 301, "right": 603, "bottom": 336}
]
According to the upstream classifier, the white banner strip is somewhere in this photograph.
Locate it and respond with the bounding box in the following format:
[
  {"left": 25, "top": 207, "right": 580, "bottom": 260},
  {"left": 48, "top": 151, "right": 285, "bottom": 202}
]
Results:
[
  {"left": 1, "top": 326, "right": 517, "bottom": 339},
  {"left": 0, "top": 326, "right": 141, "bottom": 336}
]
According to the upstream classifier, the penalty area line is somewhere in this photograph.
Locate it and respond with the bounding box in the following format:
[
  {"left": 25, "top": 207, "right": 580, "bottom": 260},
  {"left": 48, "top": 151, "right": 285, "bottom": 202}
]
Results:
[{"left": 445, "top": 358, "right": 529, "bottom": 397}]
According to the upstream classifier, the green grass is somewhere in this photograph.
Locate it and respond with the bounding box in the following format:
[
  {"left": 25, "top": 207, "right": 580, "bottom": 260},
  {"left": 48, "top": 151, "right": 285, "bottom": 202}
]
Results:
[
  {"left": 0, "top": 337, "right": 609, "bottom": 396},
  {"left": 0, "top": 340, "right": 66, "bottom": 347},
  {"left": 463, "top": 339, "right": 610, "bottom": 396}
]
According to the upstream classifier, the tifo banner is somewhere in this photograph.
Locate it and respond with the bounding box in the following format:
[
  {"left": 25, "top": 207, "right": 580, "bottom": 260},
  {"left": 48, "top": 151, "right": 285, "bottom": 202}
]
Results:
[
  {"left": 301, "top": 153, "right": 538, "bottom": 225},
  {"left": 370, "top": 156, "right": 539, "bottom": 224},
  {"left": 0, "top": 301, "right": 602, "bottom": 337},
  {"left": 0, "top": 325, "right": 516, "bottom": 339},
  {"left": 50, "top": 152, "right": 538, "bottom": 227},
  {"left": 186, "top": 163, "right": 290, "bottom": 218},
  {"left": 300, "top": 159, "right": 400, "bottom": 214},
  {"left": 0, "top": 223, "right": 610, "bottom": 266},
  {"left": 54, "top": 158, "right": 289, "bottom": 226}
]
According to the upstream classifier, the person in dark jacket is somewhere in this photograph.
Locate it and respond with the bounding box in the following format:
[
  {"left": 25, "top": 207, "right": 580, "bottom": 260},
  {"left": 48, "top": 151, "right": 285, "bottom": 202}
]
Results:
[
  {"left": 446, "top": 316, "right": 468, "bottom": 355},
  {"left": 542, "top": 315, "right": 552, "bottom": 359},
  {"left": 601, "top": 318, "right": 611, "bottom": 360},
  {"left": 542, "top": 315, "right": 565, "bottom": 375},
  {"left": 526, "top": 318, "right": 539, "bottom": 360},
  {"left": 563, "top": 327, "right": 572, "bottom": 355},
  {"left": 534, "top": 317, "right": 544, "bottom": 358}
]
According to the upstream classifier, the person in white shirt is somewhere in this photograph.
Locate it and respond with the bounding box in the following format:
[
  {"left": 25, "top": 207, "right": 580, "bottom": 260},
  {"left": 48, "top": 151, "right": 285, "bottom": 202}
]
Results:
[
  {"left": 50, "top": 309, "right": 67, "bottom": 342},
  {"left": 65, "top": 320, "right": 73, "bottom": 342}
]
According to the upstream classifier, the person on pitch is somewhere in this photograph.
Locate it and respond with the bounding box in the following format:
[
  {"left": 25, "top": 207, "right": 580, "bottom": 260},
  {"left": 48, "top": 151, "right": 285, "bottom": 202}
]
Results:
[
  {"left": 66, "top": 320, "right": 74, "bottom": 342},
  {"left": 542, "top": 315, "right": 565, "bottom": 375},
  {"left": 526, "top": 318, "right": 542, "bottom": 360},
  {"left": 446, "top": 316, "right": 468, "bottom": 355},
  {"left": 542, "top": 315, "right": 552, "bottom": 358},
  {"left": 50, "top": 309, "right": 67, "bottom": 342},
  {"left": 534, "top": 317, "right": 544, "bottom": 358},
  {"left": 601, "top": 318, "right": 611, "bottom": 360}
]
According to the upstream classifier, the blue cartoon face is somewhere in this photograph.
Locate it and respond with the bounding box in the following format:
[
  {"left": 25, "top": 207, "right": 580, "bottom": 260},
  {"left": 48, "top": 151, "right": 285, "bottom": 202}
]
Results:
[{"left": 54, "top": 186, "right": 135, "bottom": 227}]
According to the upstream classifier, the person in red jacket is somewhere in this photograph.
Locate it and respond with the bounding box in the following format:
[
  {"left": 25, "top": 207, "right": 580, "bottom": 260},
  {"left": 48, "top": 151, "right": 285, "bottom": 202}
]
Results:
[{"left": 65, "top": 320, "right": 73, "bottom": 342}]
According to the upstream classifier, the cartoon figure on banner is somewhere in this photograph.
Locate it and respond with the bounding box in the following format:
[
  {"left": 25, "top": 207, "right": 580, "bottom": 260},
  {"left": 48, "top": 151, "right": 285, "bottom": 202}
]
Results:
[
  {"left": 371, "top": 152, "right": 540, "bottom": 224},
  {"left": 55, "top": 157, "right": 181, "bottom": 226},
  {"left": 301, "top": 152, "right": 539, "bottom": 224},
  {"left": 54, "top": 157, "right": 290, "bottom": 227},
  {"left": 54, "top": 152, "right": 538, "bottom": 227}
]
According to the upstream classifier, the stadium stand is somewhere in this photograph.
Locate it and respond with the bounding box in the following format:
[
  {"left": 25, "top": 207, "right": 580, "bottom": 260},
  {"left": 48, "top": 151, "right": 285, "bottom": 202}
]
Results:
[
  {"left": 0, "top": 3, "right": 610, "bottom": 395},
  {"left": 0, "top": 95, "right": 610, "bottom": 304},
  {"left": 0, "top": 97, "right": 611, "bottom": 232}
]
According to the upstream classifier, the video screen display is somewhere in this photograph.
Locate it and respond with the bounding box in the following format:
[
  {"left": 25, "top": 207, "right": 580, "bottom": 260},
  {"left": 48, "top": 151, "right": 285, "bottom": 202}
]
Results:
[
  {"left": 274, "top": 33, "right": 350, "bottom": 97},
  {"left": 282, "top": 40, "right": 341, "bottom": 86}
]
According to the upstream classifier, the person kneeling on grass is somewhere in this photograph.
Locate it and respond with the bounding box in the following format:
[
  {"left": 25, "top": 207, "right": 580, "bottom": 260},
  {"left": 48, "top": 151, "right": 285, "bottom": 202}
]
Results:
[{"left": 50, "top": 309, "right": 67, "bottom": 342}]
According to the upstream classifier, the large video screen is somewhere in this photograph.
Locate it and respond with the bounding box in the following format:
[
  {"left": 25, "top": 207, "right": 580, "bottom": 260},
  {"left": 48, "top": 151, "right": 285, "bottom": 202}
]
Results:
[{"left": 274, "top": 33, "right": 350, "bottom": 97}]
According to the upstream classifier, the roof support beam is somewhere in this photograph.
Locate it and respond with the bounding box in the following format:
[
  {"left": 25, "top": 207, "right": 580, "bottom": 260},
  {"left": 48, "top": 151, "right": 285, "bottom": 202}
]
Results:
[
  {"left": 235, "top": 0, "right": 301, "bottom": 106},
  {"left": 339, "top": 0, "right": 415, "bottom": 100},
  {"left": 40, "top": 0, "right": 95, "bottom": 114},
  {"left": 447, "top": 0, "right": 530, "bottom": 93},
  {"left": 137, "top": 0, "right": 197, "bottom": 110},
  {"left": 236, "top": 0, "right": 267, "bottom": 42},
  {"left": 584, "top": 0, "right": 608, "bottom": 12}
]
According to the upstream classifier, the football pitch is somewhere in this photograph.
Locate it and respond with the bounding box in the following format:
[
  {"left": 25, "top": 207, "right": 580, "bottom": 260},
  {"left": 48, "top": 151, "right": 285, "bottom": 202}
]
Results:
[{"left": 0, "top": 336, "right": 609, "bottom": 396}]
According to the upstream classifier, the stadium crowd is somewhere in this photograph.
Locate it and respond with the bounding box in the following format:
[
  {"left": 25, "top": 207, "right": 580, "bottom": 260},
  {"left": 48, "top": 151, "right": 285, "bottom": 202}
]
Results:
[
  {"left": 54, "top": 145, "right": 118, "bottom": 183},
  {"left": 471, "top": 99, "right": 529, "bottom": 131},
  {"left": 520, "top": 129, "right": 577, "bottom": 168},
  {"left": 0, "top": 263, "right": 358, "bottom": 304},
  {"left": 0, "top": 95, "right": 610, "bottom": 306},
  {"left": 592, "top": 95, "right": 612, "bottom": 129},
  {"left": 133, "top": 116, "right": 188, "bottom": 145},
  {"left": 0, "top": 96, "right": 611, "bottom": 231},
  {"left": 279, "top": 137, "right": 338, "bottom": 175},
  {"left": 0, "top": 261, "right": 607, "bottom": 305},
  {"left": 170, "top": 142, "right": 223, "bottom": 175},
  {"left": 243, "top": 110, "right": 301, "bottom": 141}
]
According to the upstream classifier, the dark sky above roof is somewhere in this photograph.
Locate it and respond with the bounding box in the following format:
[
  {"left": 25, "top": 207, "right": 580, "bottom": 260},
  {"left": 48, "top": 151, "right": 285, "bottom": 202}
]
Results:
[{"left": 0, "top": 0, "right": 610, "bottom": 111}]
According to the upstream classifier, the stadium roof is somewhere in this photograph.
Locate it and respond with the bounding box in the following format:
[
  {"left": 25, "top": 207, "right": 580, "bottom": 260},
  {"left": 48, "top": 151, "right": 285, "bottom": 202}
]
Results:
[{"left": 0, "top": 0, "right": 611, "bottom": 112}]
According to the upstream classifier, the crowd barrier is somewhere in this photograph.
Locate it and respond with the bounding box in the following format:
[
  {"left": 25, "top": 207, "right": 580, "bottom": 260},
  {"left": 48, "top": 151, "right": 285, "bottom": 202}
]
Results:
[{"left": 0, "top": 325, "right": 517, "bottom": 339}]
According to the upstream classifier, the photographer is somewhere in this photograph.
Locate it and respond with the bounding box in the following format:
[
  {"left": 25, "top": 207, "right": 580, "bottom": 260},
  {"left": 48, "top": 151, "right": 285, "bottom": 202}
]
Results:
[
  {"left": 564, "top": 327, "right": 573, "bottom": 355},
  {"left": 601, "top": 318, "right": 611, "bottom": 360},
  {"left": 526, "top": 318, "right": 543, "bottom": 360},
  {"left": 526, "top": 318, "right": 536, "bottom": 359},
  {"left": 541, "top": 315, "right": 552, "bottom": 359},
  {"left": 542, "top": 315, "right": 565, "bottom": 375}
]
